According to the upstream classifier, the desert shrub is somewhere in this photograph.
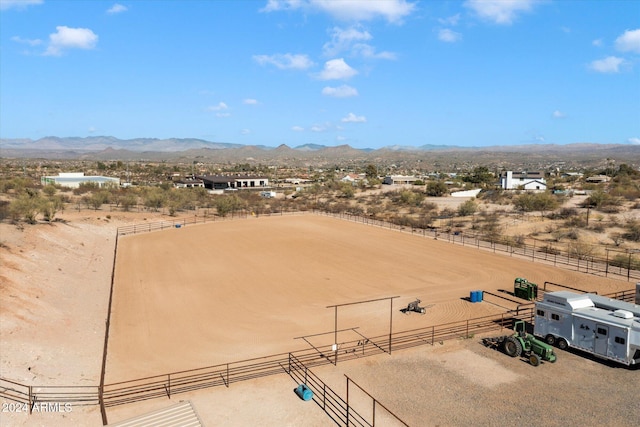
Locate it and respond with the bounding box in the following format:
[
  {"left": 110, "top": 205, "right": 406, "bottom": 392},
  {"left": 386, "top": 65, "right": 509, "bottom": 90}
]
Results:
[
  {"left": 422, "top": 201, "right": 438, "bottom": 212},
  {"left": 599, "top": 205, "right": 621, "bottom": 214},
  {"left": 538, "top": 244, "right": 561, "bottom": 255},
  {"left": 622, "top": 220, "right": 640, "bottom": 242},
  {"left": 73, "top": 182, "right": 100, "bottom": 195},
  {"left": 564, "top": 216, "right": 586, "bottom": 228},
  {"left": 426, "top": 181, "right": 448, "bottom": 197},
  {"left": 457, "top": 200, "right": 477, "bottom": 217},
  {"left": 567, "top": 241, "right": 596, "bottom": 260},
  {"left": 548, "top": 207, "right": 578, "bottom": 220},
  {"left": 609, "top": 254, "right": 640, "bottom": 271}
]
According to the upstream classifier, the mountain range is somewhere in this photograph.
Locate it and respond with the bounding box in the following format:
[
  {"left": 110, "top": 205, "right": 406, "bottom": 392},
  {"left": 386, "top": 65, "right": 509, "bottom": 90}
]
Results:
[{"left": 1, "top": 136, "right": 639, "bottom": 168}]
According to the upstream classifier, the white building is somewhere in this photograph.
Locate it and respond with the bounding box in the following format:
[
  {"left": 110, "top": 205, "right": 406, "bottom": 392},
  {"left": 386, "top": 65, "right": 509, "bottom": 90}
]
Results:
[
  {"left": 500, "top": 171, "right": 546, "bottom": 191},
  {"left": 382, "top": 175, "right": 419, "bottom": 185},
  {"left": 41, "top": 172, "right": 120, "bottom": 189}
]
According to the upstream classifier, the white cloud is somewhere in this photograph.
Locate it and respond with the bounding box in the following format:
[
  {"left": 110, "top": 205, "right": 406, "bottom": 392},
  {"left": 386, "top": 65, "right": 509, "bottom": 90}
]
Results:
[
  {"left": 11, "top": 35, "right": 42, "bottom": 46},
  {"left": 589, "top": 56, "right": 625, "bottom": 73},
  {"left": 107, "top": 3, "right": 128, "bottom": 14},
  {"left": 615, "top": 28, "right": 640, "bottom": 54},
  {"left": 552, "top": 110, "right": 566, "bottom": 119},
  {"left": 0, "top": 0, "right": 42, "bottom": 11},
  {"left": 322, "top": 26, "right": 396, "bottom": 60},
  {"left": 322, "top": 85, "right": 358, "bottom": 98},
  {"left": 260, "top": 0, "right": 301, "bottom": 13},
  {"left": 438, "top": 14, "right": 460, "bottom": 26},
  {"left": 253, "top": 53, "right": 314, "bottom": 70},
  {"left": 628, "top": 137, "right": 640, "bottom": 145},
  {"left": 592, "top": 38, "right": 603, "bottom": 47},
  {"left": 316, "top": 58, "right": 358, "bottom": 80},
  {"left": 44, "top": 26, "right": 98, "bottom": 56},
  {"left": 323, "top": 26, "right": 372, "bottom": 56},
  {"left": 464, "top": 0, "right": 538, "bottom": 25},
  {"left": 352, "top": 43, "right": 396, "bottom": 59},
  {"left": 310, "top": 125, "right": 326, "bottom": 132},
  {"left": 341, "top": 112, "right": 366, "bottom": 123},
  {"left": 291, "top": 126, "right": 305, "bottom": 131},
  {"left": 243, "top": 98, "right": 259, "bottom": 105},
  {"left": 311, "top": 0, "right": 416, "bottom": 24},
  {"left": 241, "top": 129, "right": 251, "bottom": 135},
  {"left": 438, "top": 29, "right": 462, "bottom": 43},
  {"left": 261, "top": 0, "right": 416, "bottom": 24},
  {"left": 336, "top": 135, "right": 347, "bottom": 141},
  {"left": 322, "top": 27, "right": 373, "bottom": 56},
  {"left": 207, "top": 102, "right": 229, "bottom": 113}
]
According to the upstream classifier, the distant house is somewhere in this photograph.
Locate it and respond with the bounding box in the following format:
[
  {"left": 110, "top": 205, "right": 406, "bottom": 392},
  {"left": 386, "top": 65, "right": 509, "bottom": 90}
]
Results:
[
  {"left": 499, "top": 171, "right": 546, "bottom": 191},
  {"left": 341, "top": 173, "right": 363, "bottom": 183},
  {"left": 382, "top": 175, "right": 419, "bottom": 185},
  {"left": 196, "top": 174, "right": 269, "bottom": 190},
  {"left": 173, "top": 178, "right": 205, "bottom": 189},
  {"left": 41, "top": 172, "right": 120, "bottom": 188},
  {"left": 585, "top": 175, "right": 610, "bottom": 183}
]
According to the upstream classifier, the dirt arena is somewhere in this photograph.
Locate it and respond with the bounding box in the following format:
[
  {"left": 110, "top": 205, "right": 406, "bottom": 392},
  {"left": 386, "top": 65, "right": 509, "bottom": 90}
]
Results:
[
  {"left": 106, "top": 215, "right": 631, "bottom": 381},
  {"left": 2, "top": 212, "right": 638, "bottom": 426}
]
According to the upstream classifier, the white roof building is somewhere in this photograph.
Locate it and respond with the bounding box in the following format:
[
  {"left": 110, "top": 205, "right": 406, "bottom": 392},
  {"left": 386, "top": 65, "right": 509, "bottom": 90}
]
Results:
[{"left": 41, "top": 172, "right": 120, "bottom": 188}]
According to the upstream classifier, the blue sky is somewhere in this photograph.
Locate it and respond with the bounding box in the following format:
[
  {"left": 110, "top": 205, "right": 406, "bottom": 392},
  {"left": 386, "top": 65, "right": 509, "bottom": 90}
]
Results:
[{"left": 1, "top": 0, "right": 639, "bottom": 149}]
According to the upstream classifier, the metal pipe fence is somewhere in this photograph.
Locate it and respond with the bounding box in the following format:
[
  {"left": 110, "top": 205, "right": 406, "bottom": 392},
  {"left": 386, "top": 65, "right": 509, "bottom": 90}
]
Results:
[
  {"left": 3, "top": 210, "right": 637, "bottom": 422},
  {"left": 116, "top": 209, "right": 640, "bottom": 281}
]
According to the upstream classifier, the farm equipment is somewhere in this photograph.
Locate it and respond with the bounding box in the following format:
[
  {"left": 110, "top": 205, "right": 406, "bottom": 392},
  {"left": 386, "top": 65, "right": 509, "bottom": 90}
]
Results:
[
  {"left": 483, "top": 320, "right": 557, "bottom": 366},
  {"left": 514, "top": 277, "right": 538, "bottom": 301},
  {"left": 400, "top": 298, "right": 430, "bottom": 314}
]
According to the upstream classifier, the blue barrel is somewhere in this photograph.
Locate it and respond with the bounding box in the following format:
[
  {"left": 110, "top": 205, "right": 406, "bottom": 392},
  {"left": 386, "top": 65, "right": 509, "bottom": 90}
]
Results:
[
  {"left": 295, "top": 384, "right": 313, "bottom": 401},
  {"left": 477, "top": 290, "right": 484, "bottom": 302},
  {"left": 175, "top": 224, "right": 182, "bottom": 228},
  {"left": 470, "top": 291, "right": 478, "bottom": 302}
]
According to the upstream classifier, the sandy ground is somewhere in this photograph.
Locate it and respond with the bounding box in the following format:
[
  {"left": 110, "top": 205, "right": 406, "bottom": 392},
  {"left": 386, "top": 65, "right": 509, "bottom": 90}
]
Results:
[{"left": 1, "top": 210, "right": 636, "bottom": 426}]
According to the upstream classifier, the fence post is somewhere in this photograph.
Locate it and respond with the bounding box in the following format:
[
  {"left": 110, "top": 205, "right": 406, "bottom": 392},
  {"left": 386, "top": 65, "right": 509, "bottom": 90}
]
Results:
[
  {"left": 323, "top": 384, "right": 326, "bottom": 410},
  {"left": 346, "top": 376, "right": 350, "bottom": 427},
  {"left": 167, "top": 374, "right": 171, "bottom": 398},
  {"left": 226, "top": 363, "right": 230, "bottom": 388},
  {"left": 28, "top": 385, "right": 32, "bottom": 414},
  {"left": 532, "top": 240, "right": 535, "bottom": 261}
]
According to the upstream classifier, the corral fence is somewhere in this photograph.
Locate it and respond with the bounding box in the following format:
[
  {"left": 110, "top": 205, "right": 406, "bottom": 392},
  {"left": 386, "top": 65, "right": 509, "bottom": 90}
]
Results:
[
  {"left": 116, "top": 209, "right": 640, "bottom": 282},
  {"left": 316, "top": 211, "right": 640, "bottom": 282},
  {"left": 116, "top": 213, "right": 246, "bottom": 236},
  {"left": 4, "top": 211, "right": 637, "bottom": 423},
  {"left": 288, "top": 353, "right": 410, "bottom": 426},
  {"left": 1, "top": 306, "right": 535, "bottom": 421}
]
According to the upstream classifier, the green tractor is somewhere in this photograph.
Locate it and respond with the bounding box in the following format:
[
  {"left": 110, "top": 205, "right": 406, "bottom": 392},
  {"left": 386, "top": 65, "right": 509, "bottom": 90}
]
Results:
[
  {"left": 502, "top": 320, "right": 557, "bottom": 366},
  {"left": 514, "top": 277, "right": 538, "bottom": 301}
]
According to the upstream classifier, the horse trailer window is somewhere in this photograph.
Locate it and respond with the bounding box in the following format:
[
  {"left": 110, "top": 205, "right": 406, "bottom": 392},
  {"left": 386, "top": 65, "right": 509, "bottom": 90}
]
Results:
[
  {"left": 597, "top": 327, "right": 607, "bottom": 335},
  {"left": 551, "top": 314, "right": 560, "bottom": 321},
  {"left": 615, "top": 337, "right": 625, "bottom": 345},
  {"left": 537, "top": 309, "right": 545, "bottom": 316}
]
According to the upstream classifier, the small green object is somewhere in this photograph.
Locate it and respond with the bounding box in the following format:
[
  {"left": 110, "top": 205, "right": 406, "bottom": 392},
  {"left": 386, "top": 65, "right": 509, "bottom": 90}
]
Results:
[{"left": 514, "top": 277, "right": 538, "bottom": 301}]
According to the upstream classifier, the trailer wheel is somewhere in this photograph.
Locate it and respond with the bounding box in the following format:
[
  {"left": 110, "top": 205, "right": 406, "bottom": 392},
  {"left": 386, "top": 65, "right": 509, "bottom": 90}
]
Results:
[
  {"left": 529, "top": 353, "right": 541, "bottom": 367},
  {"left": 557, "top": 338, "right": 568, "bottom": 350},
  {"left": 545, "top": 335, "right": 556, "bottom": 346},
  {"left": 503, "top": 336, "right": 522, "bottom": 357}
]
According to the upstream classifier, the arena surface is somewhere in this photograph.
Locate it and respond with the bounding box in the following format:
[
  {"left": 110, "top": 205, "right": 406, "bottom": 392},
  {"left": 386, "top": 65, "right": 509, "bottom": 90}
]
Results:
[{"left": 106, "top": 215, "right": 630, "bottom": 383}]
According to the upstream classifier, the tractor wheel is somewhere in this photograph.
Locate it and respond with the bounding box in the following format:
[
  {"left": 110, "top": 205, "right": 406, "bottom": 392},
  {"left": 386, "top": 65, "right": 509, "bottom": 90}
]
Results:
[
  {"left": 557, "top": 338, "right": 568, "bottom": 351},
  {"left": 529, "top": 353, "right": 541, "bottom": 367},
  {"left": 545, "top": 335, "right": 556, "bottom": 346},
  {"left": 503, "top": 336, "right": 522, "bottom": 357}
]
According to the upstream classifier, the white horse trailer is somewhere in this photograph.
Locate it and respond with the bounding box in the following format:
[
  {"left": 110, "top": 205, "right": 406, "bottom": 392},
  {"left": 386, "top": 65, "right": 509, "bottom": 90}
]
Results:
[{"left": 534, "top": 291, "right": 640, "bottom": 366}]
